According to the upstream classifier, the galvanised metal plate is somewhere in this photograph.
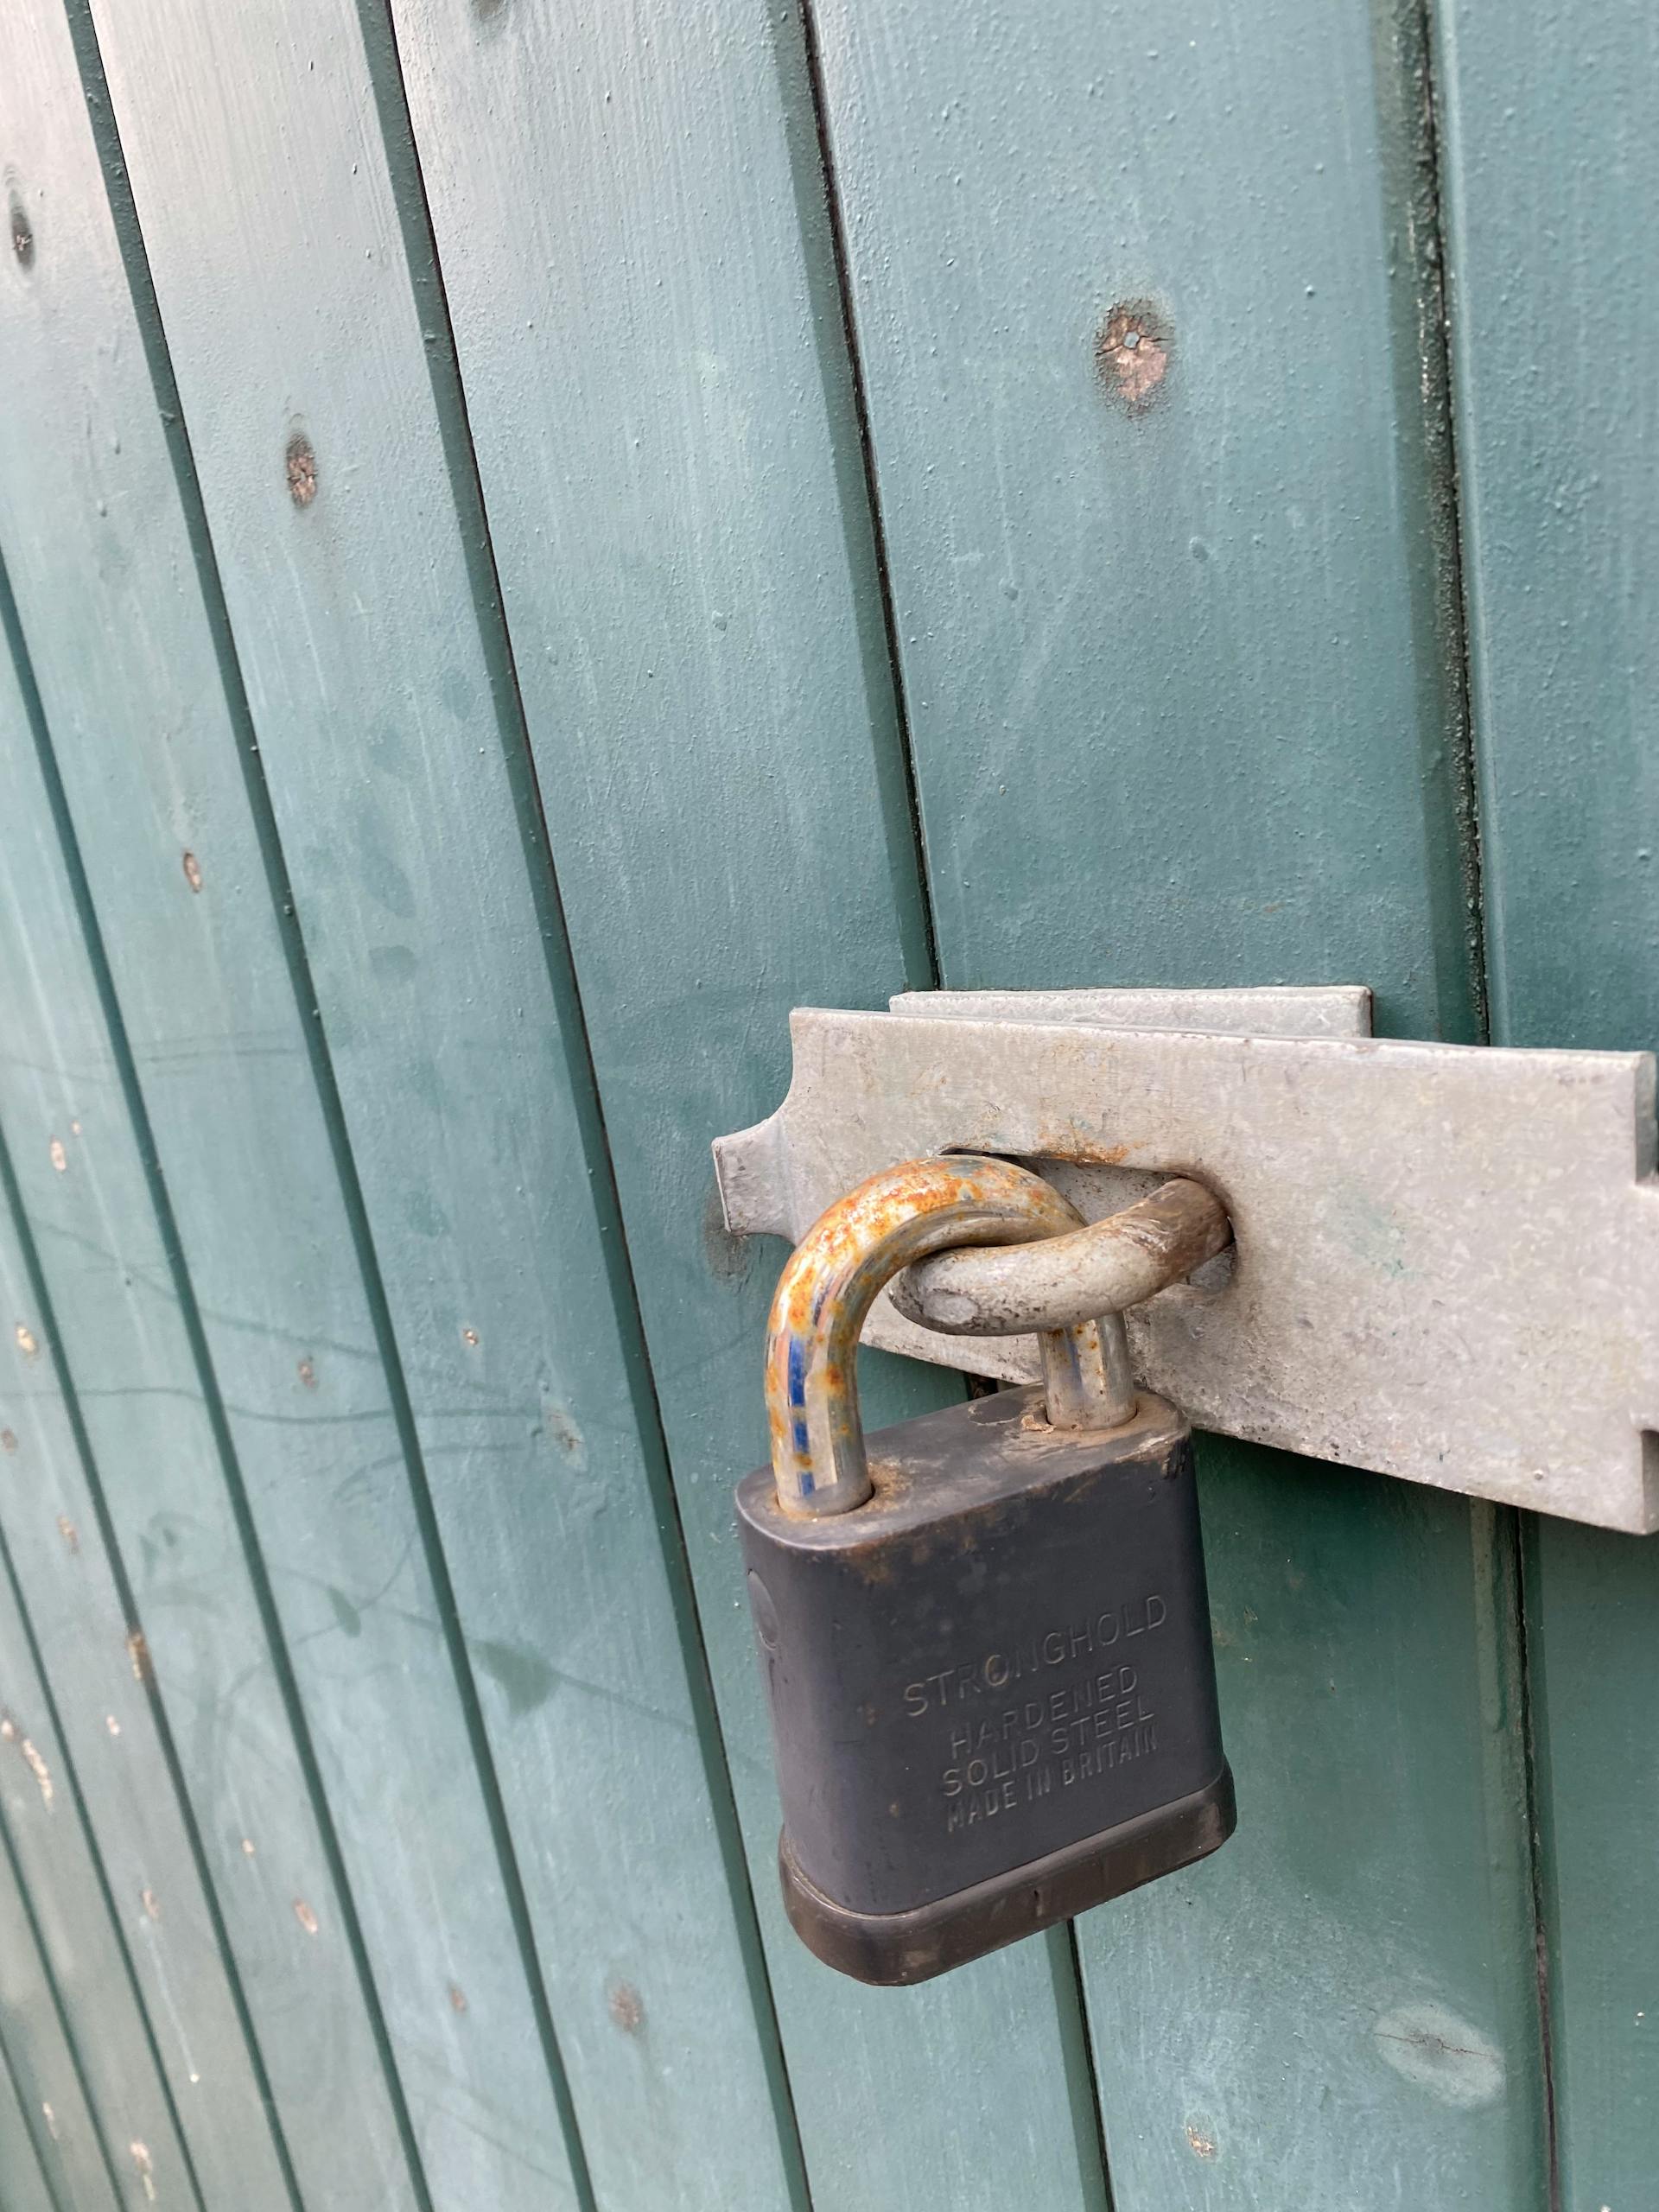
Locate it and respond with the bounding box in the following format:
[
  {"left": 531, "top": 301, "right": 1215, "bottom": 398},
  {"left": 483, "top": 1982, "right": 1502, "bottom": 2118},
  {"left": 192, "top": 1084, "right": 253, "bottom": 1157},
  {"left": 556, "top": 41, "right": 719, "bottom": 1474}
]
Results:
[
  {"left": 887, "top": 985, "right": 1375, "bottom": 1038},
  {"left": 715, "top": 999, "right": 1659, "bottom": 1532}
]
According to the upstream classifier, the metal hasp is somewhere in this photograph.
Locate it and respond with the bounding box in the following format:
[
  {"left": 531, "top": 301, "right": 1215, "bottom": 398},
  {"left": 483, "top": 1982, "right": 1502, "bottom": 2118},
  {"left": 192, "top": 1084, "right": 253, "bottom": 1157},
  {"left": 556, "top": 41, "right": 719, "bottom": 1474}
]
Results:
[{"left": 715, "top": 988, "right": 1659, "bottom": 1534}]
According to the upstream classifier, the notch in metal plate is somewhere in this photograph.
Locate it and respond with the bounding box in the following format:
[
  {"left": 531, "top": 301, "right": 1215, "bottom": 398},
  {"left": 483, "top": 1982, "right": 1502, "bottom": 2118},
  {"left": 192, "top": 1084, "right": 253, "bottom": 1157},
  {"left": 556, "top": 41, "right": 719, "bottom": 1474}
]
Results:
[{"left": 714, "top": 988, "right": 1659, "bottom": 1534}]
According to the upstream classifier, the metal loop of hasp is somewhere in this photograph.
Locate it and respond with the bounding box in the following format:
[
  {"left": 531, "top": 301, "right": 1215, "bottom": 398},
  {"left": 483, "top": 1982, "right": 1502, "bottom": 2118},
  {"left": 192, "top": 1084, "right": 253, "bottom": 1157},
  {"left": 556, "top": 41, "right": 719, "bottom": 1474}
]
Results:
[
  {"left": 766, "top": 1155, "right": 1135, "bottom": 1519},
  {"left": 766, "top": 1157, "right": 1236, "bottom": 1519},
  {"left": 892, "top": 1175, "right": 1231, "bottom": 1338}
]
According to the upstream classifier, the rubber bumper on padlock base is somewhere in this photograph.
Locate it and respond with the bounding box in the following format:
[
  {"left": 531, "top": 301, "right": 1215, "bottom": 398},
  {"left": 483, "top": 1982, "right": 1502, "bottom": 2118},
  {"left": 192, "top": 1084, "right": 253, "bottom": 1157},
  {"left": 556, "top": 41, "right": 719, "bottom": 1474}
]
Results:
[{"left": 779, "top": 1763, "right": 1236, "bottom": 1987}]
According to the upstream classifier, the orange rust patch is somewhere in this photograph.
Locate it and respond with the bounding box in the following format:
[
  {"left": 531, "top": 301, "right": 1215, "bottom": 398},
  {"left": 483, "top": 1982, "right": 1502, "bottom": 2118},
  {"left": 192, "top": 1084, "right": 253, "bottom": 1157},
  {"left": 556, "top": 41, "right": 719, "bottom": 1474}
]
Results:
[
  {"left": 764, "top": 1155, "right": 1084, "bottom": 1501},
  {"left": 1096, "top": 299, "right": 1172, "bottom": 411},
  {"left": 285, "top": 434, "right": 318, "bottom": 507}
]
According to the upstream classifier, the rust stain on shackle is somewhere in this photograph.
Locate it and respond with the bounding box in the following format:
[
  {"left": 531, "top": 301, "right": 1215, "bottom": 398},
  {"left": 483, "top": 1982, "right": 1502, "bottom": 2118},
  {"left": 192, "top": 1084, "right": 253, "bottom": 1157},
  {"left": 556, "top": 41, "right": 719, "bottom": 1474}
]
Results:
[
  {"left": 1096, "top": 298, "right": 1171, "bottom": 411},
  {"left": 765, "top": 1155, "right": 1125, "bottom": 1519}
]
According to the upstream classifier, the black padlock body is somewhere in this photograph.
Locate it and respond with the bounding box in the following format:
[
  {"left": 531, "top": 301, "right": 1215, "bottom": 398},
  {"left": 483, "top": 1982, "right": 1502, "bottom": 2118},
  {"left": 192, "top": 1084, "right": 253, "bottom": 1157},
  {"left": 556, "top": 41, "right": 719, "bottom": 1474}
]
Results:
[{"left": 738, "top": 1386, "right": 1233, "bottom": 1985}]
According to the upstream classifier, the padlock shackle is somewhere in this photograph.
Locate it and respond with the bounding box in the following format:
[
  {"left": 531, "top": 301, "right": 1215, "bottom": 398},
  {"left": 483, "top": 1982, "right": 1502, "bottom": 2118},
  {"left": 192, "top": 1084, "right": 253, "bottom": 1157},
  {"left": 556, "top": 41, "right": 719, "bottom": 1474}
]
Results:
[{"left": 765, "top": 1155, "right": 1129, "bottom": 1518}]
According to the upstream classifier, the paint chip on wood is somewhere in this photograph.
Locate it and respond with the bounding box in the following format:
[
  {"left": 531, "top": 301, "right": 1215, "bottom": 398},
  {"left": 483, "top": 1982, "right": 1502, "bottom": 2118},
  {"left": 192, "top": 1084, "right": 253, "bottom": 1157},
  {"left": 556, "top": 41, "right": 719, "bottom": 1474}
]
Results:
[
  {"left": 1096, "top": 298, "right": 1172, "bottom": 411},
  {"left": 19, "top": 1739, "right": 50, "bottom": 1806},
  {"left": 15, "top": 1324, "right": 38, "bottom": 1358},
  {"left": 130, "top": 2142, "right": 156, "bottom": 2202},
  {"left": 702, "top": 1179, "right": 753, "bottom": 1283},
  {"left": 181, "top": 849, "right": 203, "bottom": 893},
  {"left": 0, "top": 1430, "right": 16, "bottom": 1454},
  {"left": 293, "top": 1898, "right": 319, "bottom": 1936},
  {"left": 57, "top": 1515, "right": 79, "bottom": 1554},
  {"left": 48, "top": 1137, "right": 67, "bottom": 1173},
  {"left": 285, "top": 434, "right": 318, "bottom": 507},
  {"left": 541, "top": 1400, "right": 585, "bottom": 1467},
  {"left": 297, "top": 1357, "right": 317, "bottom": 1389},
  {"left": 41, "top": 2102, "right": 57, "bottom": 2140},
  {"left": 1185, "top": 2122, "right": 1218, "bottom": 2159},
  {"left": 141, "top": 1887, "right": 162, "bottom": 1921},
  {"left": 607, "top": 1980, "right": 645, "bottom": 2033},
  {"left": 448, "top": 1983, "right": 467, "bottom": 2013},
  {"left": 128, "top": 1630, "right": 154, "bottom": 1686},
  {"left": 241, "top": 1836, "right": 256, "bottom": 1856},
  {"left": 106, "top": 1715, "right": 121, "bottom": 1736},
  {"left": 1372, "top": 2001, "right": 1504, "bottom": 2108},
  {"left": 461, "top": 1326, "right": 479, "bottom": 1347}
]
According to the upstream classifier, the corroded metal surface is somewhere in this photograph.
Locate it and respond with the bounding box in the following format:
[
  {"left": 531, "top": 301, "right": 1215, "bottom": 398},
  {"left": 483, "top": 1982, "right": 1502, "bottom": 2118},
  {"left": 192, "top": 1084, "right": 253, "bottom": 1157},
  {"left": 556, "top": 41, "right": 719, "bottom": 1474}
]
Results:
[
  {"left": 894, "top": 1177, "right": 1230, "bottom": 1337},
  {"left": 765, "top": 1154, "right": 1133, "bottom": 1516},
  {"left": 888, "top": 985, "right": 1372, "bottom": 1038},
  {"left": 719, "top": 1000, "right": 1659, "bottom": 1532}
]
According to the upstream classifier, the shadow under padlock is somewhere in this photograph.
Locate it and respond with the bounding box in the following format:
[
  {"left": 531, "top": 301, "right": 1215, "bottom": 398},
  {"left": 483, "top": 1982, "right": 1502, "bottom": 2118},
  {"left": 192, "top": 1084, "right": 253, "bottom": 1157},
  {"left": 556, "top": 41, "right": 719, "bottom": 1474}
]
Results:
[{"left": 735, "top": 1154, "right": 1236, "bottom": 1986}]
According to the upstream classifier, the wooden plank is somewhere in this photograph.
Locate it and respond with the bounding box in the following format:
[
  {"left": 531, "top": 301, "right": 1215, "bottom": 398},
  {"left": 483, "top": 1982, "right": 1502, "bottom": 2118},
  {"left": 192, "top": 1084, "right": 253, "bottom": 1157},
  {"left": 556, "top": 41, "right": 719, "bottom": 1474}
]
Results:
[
  {"left": 1430, "top": 1, "right": 1659, "bottom": 2200},
  {"left": 0, "top": 659, "right": 300, "bottom": 2212},
  {"left": 0, "top": 1799, "right": 120, "bottom": 2212},
  {"left": 0, "top": 614, "right": 431, "bottom": 2209},
  {"left": 811, "top": 0, "right": 1480, "bottom": 1035},
  {"left": 0, "top": 1807, "right": 156, "bottom": 2212},
  {"left": 1, "top": 10, "right": 593, "bottom": 2196},
  {"left": 58, "top": 0, "right": 807, "bottom": 2201},
  {"left": 382, "top": 0, "right": 1113, "bottom": 2202},
  {"left": 0, "top": 2026, "right": 58, "bottom": 2212},
  {"left": 810, "top": 0, "right": 1549, "bottom": 2202},
  {"left": 0, "top": 1557, "right": 199, "bottom": 2211}
]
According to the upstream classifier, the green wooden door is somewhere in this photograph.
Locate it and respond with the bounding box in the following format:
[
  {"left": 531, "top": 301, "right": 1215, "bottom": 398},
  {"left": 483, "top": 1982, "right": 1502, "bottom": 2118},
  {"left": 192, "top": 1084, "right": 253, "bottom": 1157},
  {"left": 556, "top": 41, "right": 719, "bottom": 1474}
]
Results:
[{"left": 0, "top": 0, "right": 1646, "bottom": 2205}]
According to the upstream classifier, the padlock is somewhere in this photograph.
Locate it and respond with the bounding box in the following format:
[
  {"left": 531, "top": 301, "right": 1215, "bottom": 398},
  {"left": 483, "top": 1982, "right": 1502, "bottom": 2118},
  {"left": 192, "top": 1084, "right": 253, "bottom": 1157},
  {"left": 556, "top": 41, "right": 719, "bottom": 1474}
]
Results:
[{"left": 737, "top": 1154, "right": 1235, "bottom": 1986}]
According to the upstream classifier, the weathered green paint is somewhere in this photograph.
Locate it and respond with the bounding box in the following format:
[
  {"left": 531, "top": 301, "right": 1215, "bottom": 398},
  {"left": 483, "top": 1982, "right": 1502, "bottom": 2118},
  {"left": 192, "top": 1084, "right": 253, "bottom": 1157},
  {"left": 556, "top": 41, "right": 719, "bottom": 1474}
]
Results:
[
  {"left": 0, "top": 654, "right": 297, "bottom": 2212},
  {"left": 0, "top": 2018, "right": 58, "bottom": 2212},
  {"left": 0, "top": 1595, "right": 136, "bottom": 2212},
  {"left": 382, "top": 0, "right": 1109, "bottom": 2202},
  {"left": 0, "top": 623, "right": 430, "bottom": 2211},
  {"left": 0, "top": 673, "right": 423, "bottom": 2211},
  {"left": 0, "top": 7, "right": 601, "bottom": 2202},
  {"left": 0, "top": 0, "right": 1638, "bottom": 2200},
  {"left": 0, "top": 1551, "right": 197, "bottom": 2210},
  {"left": 810, "top": 0, "right": 1546, "bottom": 2201},
  {"left": 812, "top": 0, "right": 1482, "bottom": 1044},
  {"left": 51, "top": 0, "right": 803, "bottom": 2199},
  {"left": 1431, "top": 0, "right": 1659, "bottom": 2200}
]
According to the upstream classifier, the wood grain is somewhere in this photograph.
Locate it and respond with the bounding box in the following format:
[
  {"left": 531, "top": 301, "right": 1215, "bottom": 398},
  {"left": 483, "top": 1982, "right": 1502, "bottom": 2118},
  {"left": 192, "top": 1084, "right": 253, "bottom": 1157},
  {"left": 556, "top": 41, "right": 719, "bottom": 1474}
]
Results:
[
  {"left": 0, "top": 632, "right": 300, "bottom": 2212},
  {"left": 0, "top": 4, "right": 599, "bottom": 2198},
  {"left": 0, "top": 1548, "right": 197, "bottom": 2210},
  {"left": 1433, "top": 0, "right": 1659, "bottom": 2198},
  {"left": 383, "top": 0, "right": 1113, "bottom": 2200},
  {"left": 0, "top": 1837, "right": 120, "bottom": 2212},
  {"left": 60, "top": 0, "right": 804, "bottom": 2196},
  {"left": 0, "top": 2019, "right": 59, "bottom": 2212},
  {"left": 810, "top": 0, "right": 1548, "bottom": 2200}
]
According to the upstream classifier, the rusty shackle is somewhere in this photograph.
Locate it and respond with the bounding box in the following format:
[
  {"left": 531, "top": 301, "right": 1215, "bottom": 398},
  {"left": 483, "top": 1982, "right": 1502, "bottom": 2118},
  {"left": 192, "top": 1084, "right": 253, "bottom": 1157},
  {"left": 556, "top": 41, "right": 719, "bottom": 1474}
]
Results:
[{"left": 764, "top": 1156, "right": 1231, "bottom": 1519}]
